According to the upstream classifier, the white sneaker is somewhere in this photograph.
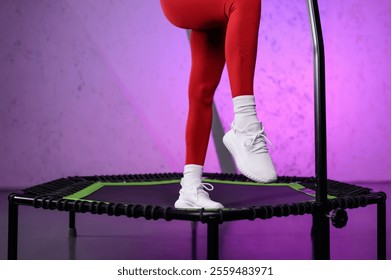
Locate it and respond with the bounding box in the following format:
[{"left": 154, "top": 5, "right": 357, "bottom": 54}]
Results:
[
  {"left": 223, "top": 121, "right": 277, "bottom": 183},
  {"left": 174, "top": 179, "right": 224, "bottom": 209}
]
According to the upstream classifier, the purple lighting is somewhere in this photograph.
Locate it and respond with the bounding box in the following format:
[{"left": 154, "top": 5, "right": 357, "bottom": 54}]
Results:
[{"left": 1, "top": 0, "right": 390, "bottom": 188}]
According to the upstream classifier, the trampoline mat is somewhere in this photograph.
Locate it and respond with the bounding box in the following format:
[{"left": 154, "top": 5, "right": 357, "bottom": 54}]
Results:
[{"left": 64, "top": 179, "right": 332, "bottom": 209}]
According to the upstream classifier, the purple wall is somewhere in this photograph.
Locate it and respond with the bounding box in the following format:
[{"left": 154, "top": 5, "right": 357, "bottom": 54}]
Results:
[{"left": 1, "top": 0, "right": 390, "bottom": 189}]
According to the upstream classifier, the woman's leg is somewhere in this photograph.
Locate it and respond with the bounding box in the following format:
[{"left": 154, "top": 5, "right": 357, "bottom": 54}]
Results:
[
  {"left": 186, "top": 27, "right": 226, "bottom": 165},
  {"left": 224, "top": 0, "right": 261, "bottom": 96},
  {"left": 175, "top": 28, "right": 226, "bottom": 209}
]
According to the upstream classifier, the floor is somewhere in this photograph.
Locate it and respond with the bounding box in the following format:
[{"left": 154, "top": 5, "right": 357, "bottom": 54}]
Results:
[{"left": 0, "top": 182, "right": 390, "bottom": 260}]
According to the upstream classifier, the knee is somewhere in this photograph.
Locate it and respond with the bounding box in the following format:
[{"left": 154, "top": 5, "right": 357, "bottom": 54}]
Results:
[
  {"left": 160, "top": 0, "right": 187, "bottom": 28},
  {"left": 189, "top": 82, "right": 217, "bottom": 108},
  {"left": 227, "top": 0, "right": 261, "bottom": 16},
  {"left": 241, "top": 0, "right": 261, "bottom": 8}
]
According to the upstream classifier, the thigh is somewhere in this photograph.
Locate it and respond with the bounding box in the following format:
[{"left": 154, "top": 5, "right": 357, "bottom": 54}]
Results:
[
  {"left": 189, "top": 27, "right": 226, "bottom": 93},
  {"left": 160, "top": 0, "right": 227, "bottom": 30},
  {"left": 190, "top": 27, "right": 226, "bottom": 75}
]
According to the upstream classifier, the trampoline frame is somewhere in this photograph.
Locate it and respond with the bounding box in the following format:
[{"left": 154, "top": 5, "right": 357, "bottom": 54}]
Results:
[
  {"left": 7, "top": 174, "right": 387, "bottom": 260},
  {"left": 7, "top": 0, "right": 387, "bottom": 260}
]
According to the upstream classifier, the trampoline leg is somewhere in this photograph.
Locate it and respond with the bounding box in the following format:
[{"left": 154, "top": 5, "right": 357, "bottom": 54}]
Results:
[
  {"left": 311, "top": 212, "right": 330, "bottom": 260},
  {"left": 7, "top": 197, "right": 19, "bottom": 260},
  {"left": 68, "top": 211, "right": 77, "bottom": 237},
  {"left": 377, "top": 201, "right": 386, "bottom": 260},
  {"left": 191, "top": 221, "right": 198, "bottom": 260},
  {"left": 68, "top": 211, "right": 77, "bottom": 259},
  {"left": 68, "top": 232, "right": 77, "bottom": 260},
  {"left": 207, "top": 222, "right": 219, "bottom": 260}
]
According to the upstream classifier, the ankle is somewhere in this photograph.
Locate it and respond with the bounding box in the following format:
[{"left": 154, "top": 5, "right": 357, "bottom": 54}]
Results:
[
  {"left": 233, "top": 95, "right": 259, "bottom": 130},
  {"left": 180, "top": 178, "right": 201, "bottom": 190},
  {"left": 182, "top": 164, "right": 203, "bottom": 186}
]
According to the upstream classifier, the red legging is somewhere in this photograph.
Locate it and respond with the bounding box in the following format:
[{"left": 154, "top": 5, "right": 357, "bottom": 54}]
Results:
[{"left": 160, "top": 0, "right": 262, "bottom": 165}]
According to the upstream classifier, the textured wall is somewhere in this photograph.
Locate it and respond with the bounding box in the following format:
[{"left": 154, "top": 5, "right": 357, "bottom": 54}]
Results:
[{"left": 1, "top": 0, "right": 390, "bottom": 189}]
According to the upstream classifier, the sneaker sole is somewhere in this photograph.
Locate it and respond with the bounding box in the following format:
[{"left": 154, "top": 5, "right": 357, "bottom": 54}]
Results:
[
  {"left": 174, "top": 200, "right": 199, "bottom": 209},
  {"left": 223, "top": 131, "right": 277, "bottom": 183},
  {"left": 174, "top": 200, "right": 224, "bottom": 209}
]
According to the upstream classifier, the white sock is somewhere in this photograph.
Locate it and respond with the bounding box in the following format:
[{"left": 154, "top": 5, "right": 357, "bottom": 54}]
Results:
[
  {"left": 182, "top": 164, "right": 203, "bottom": 187},
  {"left": 233, "top": 95, "right": 259, "bottom": 130}
]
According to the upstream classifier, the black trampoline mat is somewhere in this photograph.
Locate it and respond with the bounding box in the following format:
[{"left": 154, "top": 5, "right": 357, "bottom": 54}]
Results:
[{"left": 64, "top": 180, "right": 318, "bottom": 208}]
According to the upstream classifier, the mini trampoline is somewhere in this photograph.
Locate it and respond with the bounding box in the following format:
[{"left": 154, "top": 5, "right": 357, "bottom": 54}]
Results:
[
  {"left": 7, "top": 173, "right": 387, "bottom": 260},
  {"left": 7, "top": 0, "right": 387, "bottom": 260}
]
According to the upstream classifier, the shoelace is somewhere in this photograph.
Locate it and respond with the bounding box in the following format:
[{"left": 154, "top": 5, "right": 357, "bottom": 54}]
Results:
[
  {"left": 232, "top": 122, "right": 273, "bottom": 154},
  {"left": 244, "top": 129, "right": 272, "bottom": 154},
  {"left": 198, "top": 182, "right": 214, "bottom": 191},
  {"left": 196, "top": 182, "right": 214, "bottom": 200}
]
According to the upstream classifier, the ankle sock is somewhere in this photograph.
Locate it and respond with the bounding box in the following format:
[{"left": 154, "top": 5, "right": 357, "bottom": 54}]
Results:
[
  {"left": 182, "top": 164, "right": 203, "bottom": 186},
  {"left": 233, "top": 95, "right": 259, "bottom": 130}
]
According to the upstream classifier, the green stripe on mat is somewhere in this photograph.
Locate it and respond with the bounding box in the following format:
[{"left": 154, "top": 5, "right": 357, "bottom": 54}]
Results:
[
  {"left": 63, "top": 179, "right": 181, "bottom": 201},
  {"left": 203, "top": 178, "right": 304, "bottom": 190},
  {"left": 63, "top": 179, "right": 335, "bottom": 201},
  {"left": 203, "top": 178, "right": 335, "bottom": 199}
]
